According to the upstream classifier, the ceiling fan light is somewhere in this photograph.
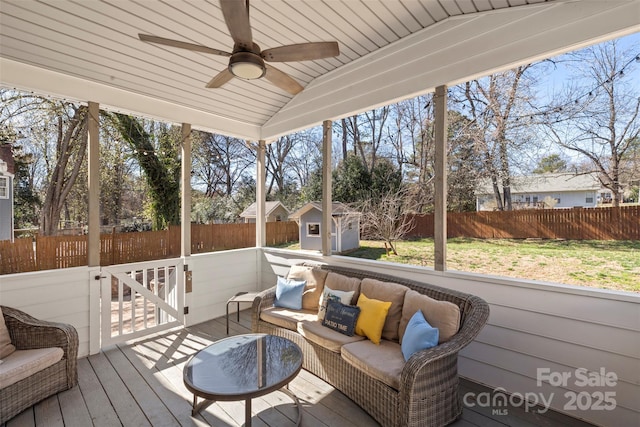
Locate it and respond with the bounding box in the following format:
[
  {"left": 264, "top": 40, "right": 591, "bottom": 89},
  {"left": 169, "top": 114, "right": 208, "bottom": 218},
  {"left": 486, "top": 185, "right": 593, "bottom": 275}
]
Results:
[{"left": 229, "top": 52, "right": 265, "bottom": 80}]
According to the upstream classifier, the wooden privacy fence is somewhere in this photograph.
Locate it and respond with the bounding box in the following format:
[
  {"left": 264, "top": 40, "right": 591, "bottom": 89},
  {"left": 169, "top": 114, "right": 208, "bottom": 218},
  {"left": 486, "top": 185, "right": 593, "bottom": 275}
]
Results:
[
  {"left": 0, "top": 221, "right": 299, "bottom": 275},
  {"left": 408, "top": 206, "right": 640, "bottom": 240}
]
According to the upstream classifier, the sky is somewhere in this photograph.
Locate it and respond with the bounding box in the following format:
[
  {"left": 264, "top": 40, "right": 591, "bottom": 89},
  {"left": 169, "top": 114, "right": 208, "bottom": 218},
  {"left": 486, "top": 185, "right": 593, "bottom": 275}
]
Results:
[{"left": 541, "top": 31, "right": 640, "bottom": 102}]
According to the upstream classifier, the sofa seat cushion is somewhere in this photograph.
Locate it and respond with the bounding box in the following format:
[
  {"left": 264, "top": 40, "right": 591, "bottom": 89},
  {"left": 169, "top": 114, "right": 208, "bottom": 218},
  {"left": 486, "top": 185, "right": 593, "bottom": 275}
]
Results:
[
  {"left": 341, "top": 339, "right": 404, "bottom": 390},
  {"left": 360, "top": 278, "right": 408, "bottom": 342},
  {"left": 0, "top": 347, "right": 64, "bottom": 388},
  {"left": 297, "top": 320, "right": 365, "bottom": 353},
  {"left": 260, "top": 307, "right": 318, "bottom": 331}
]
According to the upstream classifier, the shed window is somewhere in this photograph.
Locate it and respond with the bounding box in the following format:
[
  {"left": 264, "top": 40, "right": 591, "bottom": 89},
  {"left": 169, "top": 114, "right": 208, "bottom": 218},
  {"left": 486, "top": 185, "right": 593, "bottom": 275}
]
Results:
[
  {"left": 0, "top": 176, "right": 8, "bottom": 199},
  {"left": 307, "top": 223, "right": 320, "bottom": 237}
]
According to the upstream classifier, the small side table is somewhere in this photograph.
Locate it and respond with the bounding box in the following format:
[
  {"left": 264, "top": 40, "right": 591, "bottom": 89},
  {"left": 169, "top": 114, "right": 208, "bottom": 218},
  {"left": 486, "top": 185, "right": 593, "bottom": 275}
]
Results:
[{"left": 226, "top": 291, "right": 260, "bottom": 334}]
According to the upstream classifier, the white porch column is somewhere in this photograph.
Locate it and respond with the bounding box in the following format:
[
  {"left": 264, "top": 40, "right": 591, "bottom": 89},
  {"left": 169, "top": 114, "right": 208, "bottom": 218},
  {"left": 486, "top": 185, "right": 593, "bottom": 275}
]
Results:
[
  {"left": 87, "top": 101, "right": 100, "bottom": 267},
  {"left": 256, "top": 140, "right": 266, "bottom": 247},
  {"left": 322, "top": 120, "right": 332, "bottom": 256},
  {"left": 434, "top": 85, "right": 448, "bottom": 271},
  {"left": 181, "top": 123, "right": 192, "bottom": 257}
]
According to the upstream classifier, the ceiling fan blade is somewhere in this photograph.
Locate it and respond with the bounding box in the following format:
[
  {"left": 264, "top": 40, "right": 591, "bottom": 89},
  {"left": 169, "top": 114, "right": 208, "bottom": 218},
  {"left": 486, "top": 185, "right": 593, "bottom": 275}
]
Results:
[
  {"left": 264, "top": 64, "right": 303, "bottom": 95},
  {"left": 139, "top": 34, "right": 231, "bottom": 56},
  {"left": 206, "top": 69, "right": 234, "bottom": 88},
  {"left": 262, "top": 42, "right": 340, "bottom": 62},
  {"left": 220, "top": 0, "right": 253, "bottom": 48}
]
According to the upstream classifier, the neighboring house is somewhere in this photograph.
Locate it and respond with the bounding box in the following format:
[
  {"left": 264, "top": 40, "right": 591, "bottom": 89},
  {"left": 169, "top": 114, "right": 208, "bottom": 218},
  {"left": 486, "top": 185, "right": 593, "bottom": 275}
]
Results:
[
  {"left": 288, "top": 202, "right": 360, "bottom": 254},
  {"left": 239, "top": 201, "right": 290, "bottom": 223},
  {"left": 475, "top": 173, "right": 604, "bottom": 211},
  {"left": 0, "top": 144, "right": 15, "bottom": 241}
]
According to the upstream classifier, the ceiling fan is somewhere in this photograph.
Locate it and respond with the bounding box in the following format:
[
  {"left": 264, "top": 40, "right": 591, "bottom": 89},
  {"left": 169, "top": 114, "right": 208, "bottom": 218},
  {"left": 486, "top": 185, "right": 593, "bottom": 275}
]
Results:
[{"left": 138, "top": 0, "right": 340, "bottom": 95}]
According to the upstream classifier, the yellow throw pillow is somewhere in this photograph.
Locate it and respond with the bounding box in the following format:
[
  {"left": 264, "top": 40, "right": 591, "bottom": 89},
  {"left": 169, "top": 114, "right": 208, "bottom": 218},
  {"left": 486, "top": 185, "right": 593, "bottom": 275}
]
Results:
[{"left": 355, "top": 293, "right": 392, "bottom": 345}]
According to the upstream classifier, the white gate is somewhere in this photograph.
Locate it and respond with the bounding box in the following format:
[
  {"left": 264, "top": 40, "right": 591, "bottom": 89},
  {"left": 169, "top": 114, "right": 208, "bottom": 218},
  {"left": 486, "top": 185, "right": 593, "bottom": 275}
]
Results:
[{"left": 100, "top": 258, "right": 184, "bottom": 347}]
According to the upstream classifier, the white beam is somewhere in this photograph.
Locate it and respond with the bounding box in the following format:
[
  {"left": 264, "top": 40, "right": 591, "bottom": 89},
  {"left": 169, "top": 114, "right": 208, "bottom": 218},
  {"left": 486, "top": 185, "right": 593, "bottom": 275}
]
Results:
[
  {"left": 261, "top": 0, "right": 640, "bottom": 140},
  {"left": 87, "top": 101, "right": 100, "bottom": 267},
  {"left": 181, "top": 123, "right": 192, "bottom": 258},
  {"left": 256, "top": 140, "right": 266, "bottom": 247},
  {"left": 434, "top": 86, "right": 447, "bottom": 272},
  {"left": 322, "top": 121, "right": 332, "bottom": 256},
  {"left": 0, "top": 58, "right": 262, "bottom": 141}
]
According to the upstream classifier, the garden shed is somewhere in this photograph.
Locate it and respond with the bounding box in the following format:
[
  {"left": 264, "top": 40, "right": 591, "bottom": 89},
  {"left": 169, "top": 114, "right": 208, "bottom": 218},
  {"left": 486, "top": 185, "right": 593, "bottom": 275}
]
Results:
[
  {"left": 239, "top": 201, "right": 289, "bottom": 223},
  {"left": 289, "top": 202, "right": 359, "bottom": 254}
]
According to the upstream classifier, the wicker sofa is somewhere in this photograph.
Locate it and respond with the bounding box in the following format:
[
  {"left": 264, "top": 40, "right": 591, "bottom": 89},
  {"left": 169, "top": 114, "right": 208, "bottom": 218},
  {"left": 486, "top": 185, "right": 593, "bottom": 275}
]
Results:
[
  {"left": 0, "top": 306, "right": 79, "bottom": 423},
  {"left": 252, "top": 264, "right": 490, "bottom": 427}
]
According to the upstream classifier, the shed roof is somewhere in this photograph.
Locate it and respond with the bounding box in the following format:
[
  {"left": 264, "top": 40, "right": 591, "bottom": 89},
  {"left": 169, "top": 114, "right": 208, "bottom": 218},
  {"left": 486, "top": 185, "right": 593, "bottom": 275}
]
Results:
[
  {"left": 239, "top": 201, "right": 289, "bottom": 218},
  {"left": 288, "top": 201, "right": 357, "bottom": 219}
]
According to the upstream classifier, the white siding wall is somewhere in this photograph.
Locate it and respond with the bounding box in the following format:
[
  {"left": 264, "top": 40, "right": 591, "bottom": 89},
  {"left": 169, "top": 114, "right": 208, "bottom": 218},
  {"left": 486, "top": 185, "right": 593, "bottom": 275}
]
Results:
[
  {"left": 0, "top": 266, "right": 98, "bottom": 358},
  {"left": 184, "top": 248, "right": 260, "bottom": 326},
  {"left": 260, "top": 248, "right": 640, "bottom": 427}
]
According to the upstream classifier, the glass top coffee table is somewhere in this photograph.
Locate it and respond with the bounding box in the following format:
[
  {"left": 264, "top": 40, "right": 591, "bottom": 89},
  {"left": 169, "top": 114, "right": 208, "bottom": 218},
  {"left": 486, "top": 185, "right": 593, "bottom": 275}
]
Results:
[{"left": 184, "top": 333, "right": 303, "bottom": 426}]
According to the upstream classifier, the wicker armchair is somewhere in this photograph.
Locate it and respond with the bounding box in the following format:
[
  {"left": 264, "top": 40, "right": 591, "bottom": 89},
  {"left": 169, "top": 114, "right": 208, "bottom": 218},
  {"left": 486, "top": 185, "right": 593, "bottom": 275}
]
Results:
[{"left": 0, "top": 306, "right": 79, "bottom": 423}]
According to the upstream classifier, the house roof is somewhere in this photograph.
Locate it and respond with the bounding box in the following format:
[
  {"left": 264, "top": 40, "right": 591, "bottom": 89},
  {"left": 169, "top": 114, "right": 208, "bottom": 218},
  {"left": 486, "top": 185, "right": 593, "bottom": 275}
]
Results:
[
  {"left": 1, "top": 0, "right": 637, "bottom": 141},
  {"left": 476, "top": 173, "right": 602, "bottom": 195},
  {"left": 239, "top": 201, "right": 289, "bottom": 218},
  {"left": 289, "top": 201, "right": 357, "bottom": 219}
]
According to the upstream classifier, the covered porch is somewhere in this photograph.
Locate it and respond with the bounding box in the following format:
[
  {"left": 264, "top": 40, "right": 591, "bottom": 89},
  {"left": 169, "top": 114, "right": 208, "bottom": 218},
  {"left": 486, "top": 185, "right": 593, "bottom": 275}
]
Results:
[
  {"left": 3, "top": 309, "right": 594, "bottom": 427},
  {"left": 1, "top": 1, "right": 639, "bottom": 426}
]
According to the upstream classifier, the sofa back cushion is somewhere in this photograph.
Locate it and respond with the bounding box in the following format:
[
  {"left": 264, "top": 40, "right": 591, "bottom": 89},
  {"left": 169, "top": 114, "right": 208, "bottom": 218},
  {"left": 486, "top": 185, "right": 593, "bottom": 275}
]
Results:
[
  {"left": 399, "top": 289, "right": 461, "bottom": 344},
  {"left": 287, "top": 265, "right": 329, "bottom": 310},
  {"left": 324, "top": 272, "right": 361, "bottom": 305},
  {"left": 0, "top": 308, "right": 16, "bottom": 359},
  {"left": 360, "top": 278, "right": 407, "bottom": 342}
]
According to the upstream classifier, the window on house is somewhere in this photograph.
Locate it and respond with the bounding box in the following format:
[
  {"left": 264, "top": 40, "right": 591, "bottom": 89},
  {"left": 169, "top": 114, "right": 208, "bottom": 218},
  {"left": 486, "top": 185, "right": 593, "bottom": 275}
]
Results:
[
  {"left": 532, "top": 196, "right": 539, "bottom": 204},
  {"left": 0, "top": 176, "right": 8, "bottom": 199},
  {"left": 586, "top": 197, "right": 594, "bottom": 203},
  {"left": 307, "top": 223, "right": 320, "bottom": 237}
]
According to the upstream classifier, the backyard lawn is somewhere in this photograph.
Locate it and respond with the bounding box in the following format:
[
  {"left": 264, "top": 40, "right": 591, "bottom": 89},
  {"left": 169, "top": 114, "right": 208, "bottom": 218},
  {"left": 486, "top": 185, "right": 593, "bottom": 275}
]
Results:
[{"left": 278, "top": 238, "right": 640, "bottom": 293}]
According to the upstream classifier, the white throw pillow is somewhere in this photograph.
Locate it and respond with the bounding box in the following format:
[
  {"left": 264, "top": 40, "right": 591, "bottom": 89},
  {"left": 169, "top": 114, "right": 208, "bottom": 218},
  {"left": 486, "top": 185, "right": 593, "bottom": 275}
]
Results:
[{"left": 318, "top": 285, "right": 355, "bottom": 321}]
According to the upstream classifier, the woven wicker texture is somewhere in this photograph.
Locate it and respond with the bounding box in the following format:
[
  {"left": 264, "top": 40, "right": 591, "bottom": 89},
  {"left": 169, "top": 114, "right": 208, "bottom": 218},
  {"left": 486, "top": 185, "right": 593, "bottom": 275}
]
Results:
[
  {"left": 252, "top": 264, "right": 490, "bottom": 427},
  {"left": 0, "top": 306, "right": 79, "bottom": 423}
]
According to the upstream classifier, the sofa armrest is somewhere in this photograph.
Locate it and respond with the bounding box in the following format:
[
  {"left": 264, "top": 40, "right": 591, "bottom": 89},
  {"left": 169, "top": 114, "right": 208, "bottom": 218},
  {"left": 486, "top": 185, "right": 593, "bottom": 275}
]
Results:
[
  {"left": 2, "top": 306, "right": 79, "bottom": 387},
  {"left": 251, "top": 287, "right": 277, "bottom": 332},
  {"left": 398, "top": 295, "right": 490, "bottom": 425}
]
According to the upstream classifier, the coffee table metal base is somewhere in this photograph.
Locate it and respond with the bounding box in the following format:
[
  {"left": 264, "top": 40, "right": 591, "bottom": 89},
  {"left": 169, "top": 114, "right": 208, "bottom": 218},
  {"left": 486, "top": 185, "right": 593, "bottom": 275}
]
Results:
[{"left": 191, "top": 385, "right": 301, "bottom": 427}]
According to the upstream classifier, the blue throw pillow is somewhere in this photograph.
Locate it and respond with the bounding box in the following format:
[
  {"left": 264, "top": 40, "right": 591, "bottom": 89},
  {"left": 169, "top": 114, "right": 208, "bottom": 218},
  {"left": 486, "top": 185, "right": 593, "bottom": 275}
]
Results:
[
  {"left": 274, "top": 276, "right": 306, "bottom": 310},
  {"left": 401, "top": 310, "right": 439, "bottom": 361}
]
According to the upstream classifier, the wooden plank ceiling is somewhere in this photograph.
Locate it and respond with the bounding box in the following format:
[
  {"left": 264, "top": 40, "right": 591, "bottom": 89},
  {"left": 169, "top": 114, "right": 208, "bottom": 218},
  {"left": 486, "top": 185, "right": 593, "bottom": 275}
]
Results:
[{"left": 1, "top": 0, "right": 638, "bottom": 140}]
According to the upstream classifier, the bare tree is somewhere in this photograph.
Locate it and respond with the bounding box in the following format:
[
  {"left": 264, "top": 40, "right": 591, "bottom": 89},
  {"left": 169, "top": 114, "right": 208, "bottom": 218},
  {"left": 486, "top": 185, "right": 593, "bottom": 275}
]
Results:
[
  {"left": 192, "top": 132, "right": 254, "bottom": 197},
  {"left": 540, "top": 40, "right": 640, "bottom": 206},
  {"left": 39, "top": 103, "right": 88, "bottom": 235},
  {"left": 456, "top": 65, "right": 536, "bottom": 210},
  {"left": 358, "top": 186, "right": 416, "bottom": 256}
]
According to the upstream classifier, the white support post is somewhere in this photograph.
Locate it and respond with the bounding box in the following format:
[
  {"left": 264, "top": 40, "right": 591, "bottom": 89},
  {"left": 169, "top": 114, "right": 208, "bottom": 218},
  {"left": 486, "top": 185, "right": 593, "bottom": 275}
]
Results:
[
  {"left": 322, "top": 120, "right": 332, "bottom": 256},
  {"left": 181, "top": 123, "right": 192, "bottom": 257},
  {"left": 87, "top": 101, "right": 100, "bottom": 267},
  {"left": 434, "top": 85, "right": 448, "bottom": 271},
  {"left": 256, "top": 140, "right": 266, "bottom": 247}
]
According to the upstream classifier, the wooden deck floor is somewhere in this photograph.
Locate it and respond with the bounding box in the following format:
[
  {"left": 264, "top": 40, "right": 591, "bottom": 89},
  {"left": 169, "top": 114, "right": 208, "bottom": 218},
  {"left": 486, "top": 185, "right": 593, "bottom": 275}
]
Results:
[{"left": 4, "top": 310, "right": 595, "bottom": 427}]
